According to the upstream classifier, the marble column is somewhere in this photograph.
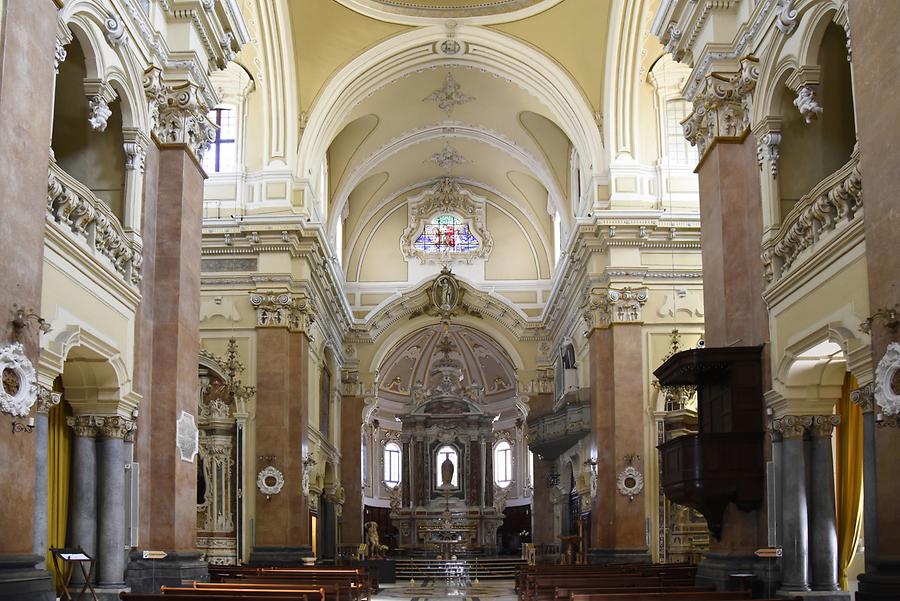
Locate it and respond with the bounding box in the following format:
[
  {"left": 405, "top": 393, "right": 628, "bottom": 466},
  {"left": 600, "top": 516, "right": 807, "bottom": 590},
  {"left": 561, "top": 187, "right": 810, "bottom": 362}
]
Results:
[
  {"left": 851, "top": 384, "right": 877, "bottom": 574},
  {"left": 67, "top": 416, "right": 99, "bottom": 575},
  {"left": 767, "top": 424, "right": 783, "bottom": 548},
  {"left": 0, "top": 1, "right": 59, "bottom": 599},
  {"left": 775, "top": 415, "right": 812, "bottom": 592},
  {"left": 96, "top": 417, "right": 131, "bottom": 587},
  {"left": 32, "top": 388, "right": 61, "bottom": 566},
  {"left": 808, "top": 415, "right": 841, "bottom": 591}
]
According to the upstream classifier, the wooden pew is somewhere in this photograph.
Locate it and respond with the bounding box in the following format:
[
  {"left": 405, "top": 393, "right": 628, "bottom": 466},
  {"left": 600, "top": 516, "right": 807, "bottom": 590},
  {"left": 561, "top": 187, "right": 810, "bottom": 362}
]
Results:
[
  {"left": 568, "top": 592, "right": 754, "bottom": 601},
  {"left": 555, "top": 585, "right": 715, "bottom": 599},
  {"left": 187, "top": 582, "right": 326, "bottom": 601}
]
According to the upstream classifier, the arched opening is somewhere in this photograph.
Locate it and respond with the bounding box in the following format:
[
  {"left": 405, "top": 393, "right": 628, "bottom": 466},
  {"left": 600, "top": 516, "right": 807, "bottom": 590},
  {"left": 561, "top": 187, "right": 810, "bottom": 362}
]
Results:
[
  {"left": 777, "top": 22, "right": 856, "bottom": 221},
  {"left": 51, "top": 37, "right": 127, "bottom": 222}
]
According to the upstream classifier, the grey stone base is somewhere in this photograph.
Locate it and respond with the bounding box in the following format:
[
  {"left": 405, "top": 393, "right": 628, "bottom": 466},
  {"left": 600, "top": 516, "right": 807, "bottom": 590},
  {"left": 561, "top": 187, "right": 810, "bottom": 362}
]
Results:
[
  {"left": 248, "top": 546, "right": 314, "bottom": 566},
  {"left": 777, "top": 591, "right": 850, "bottom": 601},
  {"left": 0, "top": 554, "right": 54, "bottom": 601},
  {"left": 94, "top": 585, "right": 131, "bottom": 601},
  {"left": 856, "top": 557, "right": 900, "bottom": 601},
  {"left": 586, "top": 548, "right": 651, "bottom": 565},
  {"left": 696, "top": 551, "right": 780, "bottom": 597},
  {"left": 125, "top": 550, "right": 208, "bottom": 594}
]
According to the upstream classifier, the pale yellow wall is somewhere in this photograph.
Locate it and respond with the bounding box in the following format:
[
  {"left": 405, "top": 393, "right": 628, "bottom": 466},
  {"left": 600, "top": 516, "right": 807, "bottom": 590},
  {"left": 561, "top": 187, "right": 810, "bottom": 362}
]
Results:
[
  {"left": 290, "top": 0, "right": 410, "bottom": 112},
  {"left": 358, "top": 205, "right": 408, "bottom": 282},
  {"left": 490, "top": 0, "right": 610, "bottom": 110},
  {"left": 484, "top": 205, "right": 539, "bottom": 280}
]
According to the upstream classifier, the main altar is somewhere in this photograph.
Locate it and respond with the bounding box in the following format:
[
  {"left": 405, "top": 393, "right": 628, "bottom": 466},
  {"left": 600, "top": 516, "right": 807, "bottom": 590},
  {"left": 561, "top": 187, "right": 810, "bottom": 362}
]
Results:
[{"left": 390, "top": 314, "right": 503, "bottom": 554}]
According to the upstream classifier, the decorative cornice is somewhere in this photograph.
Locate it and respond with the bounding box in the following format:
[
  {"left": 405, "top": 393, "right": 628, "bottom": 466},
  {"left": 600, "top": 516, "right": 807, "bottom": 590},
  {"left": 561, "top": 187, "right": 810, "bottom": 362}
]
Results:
[{"left": 772, "top": 414, "right": 812, "bottom": 439}]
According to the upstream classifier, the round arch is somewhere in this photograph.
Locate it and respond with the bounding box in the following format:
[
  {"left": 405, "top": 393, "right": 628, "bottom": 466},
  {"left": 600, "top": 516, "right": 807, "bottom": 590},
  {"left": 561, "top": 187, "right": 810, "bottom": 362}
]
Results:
[{"left": 298, "top": 24, "right": 604, "bottom": 229}]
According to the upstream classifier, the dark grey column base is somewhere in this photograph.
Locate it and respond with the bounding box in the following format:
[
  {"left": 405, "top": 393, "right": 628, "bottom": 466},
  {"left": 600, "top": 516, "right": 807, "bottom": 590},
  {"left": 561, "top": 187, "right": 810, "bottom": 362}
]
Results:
[
  {"left": 697, "top": 551, "right": 781, "bottom": 596},
  {"left": 94, "top": 585, "right": 131, "bottom": 601},
  {"left": 586, "top": 548, "right": 651, "bottom": 565},
  {"left": 856, "top": 556, "right": 900, "bottom": 601},
  {"left": 248, "top": 546, "right": 314, "bottom": 566},
  {"left": 0, "top": 554, "right": 54, "bottom": 601},
  {"left": 124, "top": 550, "right": 208, "bottom": 593}
]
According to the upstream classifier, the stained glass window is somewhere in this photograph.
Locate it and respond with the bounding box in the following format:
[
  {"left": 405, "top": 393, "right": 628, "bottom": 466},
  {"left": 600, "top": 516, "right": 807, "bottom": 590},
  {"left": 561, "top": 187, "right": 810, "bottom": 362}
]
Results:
[{"left": 414, "top": 214, "right": 479, "bottom": 254}]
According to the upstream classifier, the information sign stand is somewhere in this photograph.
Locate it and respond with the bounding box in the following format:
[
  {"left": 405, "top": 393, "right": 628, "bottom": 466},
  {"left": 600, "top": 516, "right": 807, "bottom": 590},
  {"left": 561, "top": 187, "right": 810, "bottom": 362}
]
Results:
[{"left": 50, "top": 547, "right": 99, "bottom": 601}]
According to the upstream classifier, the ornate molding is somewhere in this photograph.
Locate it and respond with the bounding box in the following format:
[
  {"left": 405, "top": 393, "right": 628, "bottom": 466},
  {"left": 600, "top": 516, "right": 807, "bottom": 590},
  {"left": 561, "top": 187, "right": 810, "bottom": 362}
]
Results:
[
  {"left": 875, "top": 342, "right": 900, "bottom": 417},
  {"left": 0, "top": 342, "right": 37, "bottom": 418},
  {"left": 399, "top": 177, "right": 493, "bottom": 265},
  {"left": 809, "top": 414, "right": 840, "bottom": 438},
  {"left": 256, "top": 465, "right": 285, "bottom": 497},
  {"left": 756, "top": 131, "right": 782, "bottom": 178},
  {"left": 87, "top": 96, "right": 113, "bottom": 132},
  {"left": 774, "top": 0, "right": 799, "bottom": 36},
  {"left": 617, "top": 466, "right": 644, "bottom": 500},
  {"left": 143, "top": 66, "right": 216, "bottom": 163},
  {"left": 429, "top": 142, "right": 467, "bottom": 170},
  {"left": 54, "top": 38, "right": 67, "bottom": 74},
  {"left": 104, "top": 14, "right": 128, "bottom": 48},
  {"left": 772, "top": 414, "right": 812, "bottom": 440},
  {"left": 423, "top": 72, "right": 474, "bottom": 116},
  {"left": 682, "top": 56, "right": 759, "bottom": 158}
]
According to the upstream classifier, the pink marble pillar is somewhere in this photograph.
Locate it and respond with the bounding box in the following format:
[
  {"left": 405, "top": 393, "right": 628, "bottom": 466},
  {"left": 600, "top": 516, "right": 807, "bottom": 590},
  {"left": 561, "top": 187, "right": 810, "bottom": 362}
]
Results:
[{"left": 0, "top": 2, "right": 59, "bottom": 598}]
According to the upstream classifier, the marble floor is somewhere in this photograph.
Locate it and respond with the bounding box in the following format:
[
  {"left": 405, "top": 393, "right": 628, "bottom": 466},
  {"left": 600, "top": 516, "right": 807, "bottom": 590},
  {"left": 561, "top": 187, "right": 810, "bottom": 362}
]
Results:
[{"left": 372, "top": 579, "right": 517, "bottom": 601}]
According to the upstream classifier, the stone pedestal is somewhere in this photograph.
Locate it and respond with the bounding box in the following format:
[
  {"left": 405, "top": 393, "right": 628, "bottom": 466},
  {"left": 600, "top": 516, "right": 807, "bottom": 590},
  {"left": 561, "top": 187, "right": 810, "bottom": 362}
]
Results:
[
  {"left": 124, "top": 551, "right": 207, "bottom": 593},
  {"left": 0, "top": 555, "right": 54, "bottom": 601},
  {"left": 247, "top": 546, "right": 314, "bottom": 566}
]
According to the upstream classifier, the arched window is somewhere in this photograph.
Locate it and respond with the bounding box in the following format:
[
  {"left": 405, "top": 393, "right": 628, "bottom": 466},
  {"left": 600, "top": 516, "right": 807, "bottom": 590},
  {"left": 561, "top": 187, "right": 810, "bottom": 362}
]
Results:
[
  {"left": 383, "top": 442, "right": 401, "bottom": 488},
  {"left": 202, "top": 106, "right": 237, "bottom": 173},
  {"left": 435, "top": 445, "right": 459, "bottom": 487},
  {"left": 414, "top": 214, "right": 479, "bottom": 254},
  {"left": 494, "top": 441, "right": 513, "bottom": 488}
]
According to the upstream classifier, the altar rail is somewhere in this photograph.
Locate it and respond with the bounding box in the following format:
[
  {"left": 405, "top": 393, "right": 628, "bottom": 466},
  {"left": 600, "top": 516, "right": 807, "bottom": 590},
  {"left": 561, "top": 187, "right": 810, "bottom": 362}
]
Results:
[
  {"left": 47, "top": 159, "right": 142, "bottom": 289},
  {"left": 762, "top": 149, "right": 862, "bottom": 286}
]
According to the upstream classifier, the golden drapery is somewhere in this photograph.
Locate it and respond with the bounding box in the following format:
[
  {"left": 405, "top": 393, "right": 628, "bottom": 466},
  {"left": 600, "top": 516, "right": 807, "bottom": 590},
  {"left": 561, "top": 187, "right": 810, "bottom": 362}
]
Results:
[
  {"left": 835, "top": 373, "right": 863, "bottom": 591},
  {"left": 46, "top": 400, "right": 72, "bottom": 591}
]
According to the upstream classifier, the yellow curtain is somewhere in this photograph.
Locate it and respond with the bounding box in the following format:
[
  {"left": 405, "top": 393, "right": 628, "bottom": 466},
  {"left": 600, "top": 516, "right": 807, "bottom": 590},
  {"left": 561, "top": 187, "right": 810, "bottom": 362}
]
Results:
[
  {"left": 46, "top": 400, "right": 72, "bottom": 591},
  {"left": 835, "top": 373, "right": 863, "bottom": 590}
]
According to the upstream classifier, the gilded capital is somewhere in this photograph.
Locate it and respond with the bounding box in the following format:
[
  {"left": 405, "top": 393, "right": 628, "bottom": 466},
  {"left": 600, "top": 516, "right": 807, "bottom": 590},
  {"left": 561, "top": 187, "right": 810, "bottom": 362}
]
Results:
[
  {"left": 67, "top": 415, "right": 97, "bottom": 438},
  {"left": 249, "top": 291, "right": 316, "bottom": 334},
  {"left": 809, "top": 415, "right": 840, "bottom": 438},
  {"left": 772, "top": 415, "right": 812, "bottom": 440},
  {"left": 143, "top": 67, "right": 216, "bottom": 164}
]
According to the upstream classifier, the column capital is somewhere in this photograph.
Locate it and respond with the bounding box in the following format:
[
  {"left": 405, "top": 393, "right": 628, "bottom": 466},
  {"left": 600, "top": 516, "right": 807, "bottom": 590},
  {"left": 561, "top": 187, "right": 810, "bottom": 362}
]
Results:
[
  {"left": 95, "top": 415, "right": 135, "bottom": 440},
  {"left": 582, "top": 286, "right": 648, "bottom": 332},
  {"left": 249, "top": 291, "right": 317, "bottom": 334},
  {"left": 67, "top": 415, "right": 98, "bottom": 438},
  {"left": 35, "top": 386, "right": 61, "bottom": 415},
  {"left": 772, "top": 415, "right": 812, "bottom": 440},
  {"left": 143, "top": 66, "right": 216, "bottom": 165},
  {"left": 851, "top": 382, "right": 875, "bottom": 413},
  {"left": 766, "top": 419, "right": 783, "bottom": 442},
  {"left": 809, "top": 415, "right": 841, "bottom": 438},
  {"left": 682, "top": 55, "right": 760, "bottom": 158}
]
